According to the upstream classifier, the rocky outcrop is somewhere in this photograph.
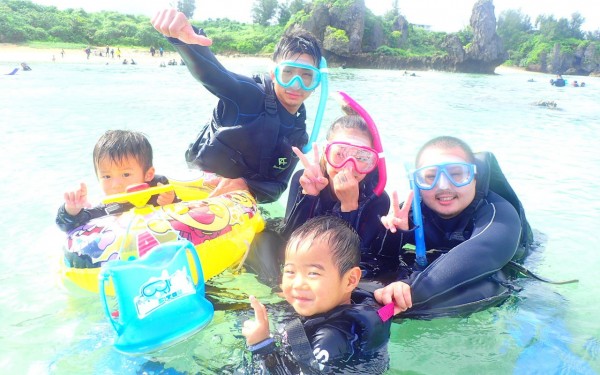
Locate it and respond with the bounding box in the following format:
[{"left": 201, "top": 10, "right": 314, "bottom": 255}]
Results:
[
  {"left": 289, "top": 0, "right": 507, "bottom": 74},
  {"left": 526, "top": 42, "right": 600, "bottom": 76},
  {"left": 328, "top": 1, "right": 364, "bottom": 54},
  {"left": 391, "top": 15, "right": 409, "bottom": 48},
  {"left": 460, "top": 0, "right": 508, "bottom": 73}
]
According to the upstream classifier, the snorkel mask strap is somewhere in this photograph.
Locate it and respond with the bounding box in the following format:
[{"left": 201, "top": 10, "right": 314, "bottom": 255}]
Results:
[
  {"left": 406, "top": 163, "right": 428, "bottom": 268},
  {"left": 336, "top": 91, "right": 387, "bottom": 196},
  {"left": 302, "top": 57, "right": 328, "bottom": 153}
]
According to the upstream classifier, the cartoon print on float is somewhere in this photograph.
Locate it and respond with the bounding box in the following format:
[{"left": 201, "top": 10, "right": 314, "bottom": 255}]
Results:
[
  {"left": 225, "top": 191, "right": 256, "bottom": 222},
  {"left": 166, "top": 200, "right": 232, "bottom": 244},
  {"left": 66, "top": 216, "right": 120, "bottom": 264},
  {"left": 165, "top": 191, "right": 256, "bottom": 245},
  {"left": 64, "top": 191, "right": 259, "bottom": 267},
  {"left": 136, "top": 218, "right": 179, "bottom": 258}
]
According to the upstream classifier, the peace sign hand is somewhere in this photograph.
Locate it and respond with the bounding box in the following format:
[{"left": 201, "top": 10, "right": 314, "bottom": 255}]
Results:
[
  {"left": 292, "top": 144, "right": 329, "bottom": 196},
  {"left": 241, "top": 296, "right": 271, "bottom": 346},
  {"left": 380, "top": 190, "right": 414, "bottom": 233},
  {"left": 332, "top": 163, "right": 360, "bottom": 212}
]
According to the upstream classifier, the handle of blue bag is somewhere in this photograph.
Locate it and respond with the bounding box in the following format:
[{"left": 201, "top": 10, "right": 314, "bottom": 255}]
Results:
[
  {"left": 99, "top": 270, "right": 122, "bottom": 334},
  {"left": 185, "top": 241, "right": 204, "bottom": 290}
]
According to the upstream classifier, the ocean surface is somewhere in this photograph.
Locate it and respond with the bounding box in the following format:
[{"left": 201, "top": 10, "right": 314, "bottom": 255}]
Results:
[{"left": 1, "top": 57, "right": 599, "bottom": 374}]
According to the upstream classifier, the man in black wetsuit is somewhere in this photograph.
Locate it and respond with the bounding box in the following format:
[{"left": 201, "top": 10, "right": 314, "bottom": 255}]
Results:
[
  {"left": 375, "top": 136, "right": 532, "bottom": 318},
  {"left": 152, "top": 9, "right": 323, "bottom": 203}
]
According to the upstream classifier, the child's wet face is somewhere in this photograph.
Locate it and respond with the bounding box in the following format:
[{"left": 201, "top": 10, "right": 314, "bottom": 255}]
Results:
[
  {"left": 281, "top": 239, "right": 351, "bottom": 317},
  {"left": 96, "top": 155, "right": 154, "bottom": 196}
]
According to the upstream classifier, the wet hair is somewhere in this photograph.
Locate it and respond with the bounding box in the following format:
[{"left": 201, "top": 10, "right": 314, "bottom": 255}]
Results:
[
  {"left": 326, "top": 114, "right": 373, "bottom": 144},
  {"left": 93, "top": 130, "right": 153, "bottom": 175},
  {"left": 415, "top": 136, "right": 475, "bottom": 166},
  {"left": 286, "top": 216, "right": 360, "bottom": 278},
  {"left": 272, "top": 29, "right": 322, "bottom": 67}
]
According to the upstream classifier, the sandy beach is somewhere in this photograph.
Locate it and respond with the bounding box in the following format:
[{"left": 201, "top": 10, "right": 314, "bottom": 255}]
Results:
[
  {"left": 0, "top": 43, "right": 274, "bottom": 75},
  {"left": 1, "top": 43, "right": 552, "bottom": 79},
  {"left": 0, "top": 43, "right": 182, "bottom": 66}
]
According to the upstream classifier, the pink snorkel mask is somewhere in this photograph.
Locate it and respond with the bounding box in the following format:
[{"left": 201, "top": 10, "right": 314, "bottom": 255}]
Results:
[{"left": 335, "top": 91, "right": 387, "bottom": 196}]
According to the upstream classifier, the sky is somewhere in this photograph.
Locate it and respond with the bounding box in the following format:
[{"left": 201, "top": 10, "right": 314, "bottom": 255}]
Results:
[{"left": 30, "top": 0, "right": 600, "bottom": 32}]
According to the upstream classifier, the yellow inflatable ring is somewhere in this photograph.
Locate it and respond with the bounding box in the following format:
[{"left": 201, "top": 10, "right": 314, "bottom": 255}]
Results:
[{"left": 60, "top": 178, "right": 265, "bottom": 295}]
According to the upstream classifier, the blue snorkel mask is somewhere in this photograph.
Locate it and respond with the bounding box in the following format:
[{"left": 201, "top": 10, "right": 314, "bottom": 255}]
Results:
[
  {"left": 413, "top": 162, "right": 477, "bottom": 190},
  {"left": 274, "top": 60, "right": 323, "bottom": 90},
  {"left": 278, "top": 57, "right": 329, "bottom": 153}
]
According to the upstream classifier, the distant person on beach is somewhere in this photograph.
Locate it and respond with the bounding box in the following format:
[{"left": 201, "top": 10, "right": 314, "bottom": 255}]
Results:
[
  {"left": 55, "top": 130, "right": 176, "bottom": 234},
  {"left": 60, "top": 49, "right": 65, "bottom": 58},
  {"left": 152, "top": 8, "right": 324, "bottom": 203},
  {"left": 242, "top": 216, "right": 391, "bottom": 374},
  {"left": 85, "top": 47, "right": 91, "bottom": 60},
  {"left": 116, "top": 48, "right": 121, "bottom": 59}
]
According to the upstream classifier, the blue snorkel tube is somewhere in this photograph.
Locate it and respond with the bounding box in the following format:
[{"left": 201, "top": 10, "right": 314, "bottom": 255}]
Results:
[
  {"left": 303, "top": 57, "right": 328, "bottom": 153},
  {"left": 406, "top": 163, "right": 428, "bottom": 268}
]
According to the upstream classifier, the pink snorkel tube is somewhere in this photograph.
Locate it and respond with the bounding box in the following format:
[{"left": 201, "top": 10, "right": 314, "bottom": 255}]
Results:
[{"left": 336, "top": 91, "right": 387, "bottom": 196}]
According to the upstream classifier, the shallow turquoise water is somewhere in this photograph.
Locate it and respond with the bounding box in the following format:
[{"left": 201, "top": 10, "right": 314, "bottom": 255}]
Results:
[{"left": 1, "top": 58, "right": 599, "bottom": 374}]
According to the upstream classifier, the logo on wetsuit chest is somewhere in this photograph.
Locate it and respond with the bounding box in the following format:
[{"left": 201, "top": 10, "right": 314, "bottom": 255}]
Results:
[{"left": 273, "top": 157, "right": 290, "bottom": 171}]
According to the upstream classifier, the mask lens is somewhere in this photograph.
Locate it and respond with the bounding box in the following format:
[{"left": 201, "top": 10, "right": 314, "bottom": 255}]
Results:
[
  {"left": 325, "top": 142, "right": 378, "bottom": 174},
  {"left": 445, "top": 163, "right": 471, "bottom": 185},
  {"left": 275, "top": 62, "right": 321, "bottom": 90},
  {"left": 414, "top": 166, "right": 440, "bottom": 189}
]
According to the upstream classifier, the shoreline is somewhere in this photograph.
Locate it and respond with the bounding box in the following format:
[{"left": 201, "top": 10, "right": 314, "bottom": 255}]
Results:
[
  {"left": 0, "top": 43, "right": 180, "bottom": 66},
  {"left": 1, "top": 43, "right": 570, "bottom": 78},
  {"left": 0, "top": 43, "right": 270, "bottom": 68}
]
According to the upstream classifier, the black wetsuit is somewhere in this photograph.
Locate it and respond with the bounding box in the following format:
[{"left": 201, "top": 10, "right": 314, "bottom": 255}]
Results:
[
  {"left": 375, "top": 152, "right": 533, "bottom": 318},
  {"left": 55, "top": 175, "right": 171, "bottom": 233},
  {"left": 167, "top": 29, "right": 308, "bottom": 203},
  {"left": 244, "top": 169, "right": 390, "bottom": 286},
  {"left": 283, "top": 169, "right": 390, "bottom": 255},
  {"left": 246, "top": 290, "right": 391, "bottom": 374}
]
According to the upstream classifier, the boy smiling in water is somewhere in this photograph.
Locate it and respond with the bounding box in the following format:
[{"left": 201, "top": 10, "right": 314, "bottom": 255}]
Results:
[
  {"left": 242, "top": 216, "right": 391, "bottom": 374},
  {"left": 56, "top": 130, "right": 176, "bottom": 234}
]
